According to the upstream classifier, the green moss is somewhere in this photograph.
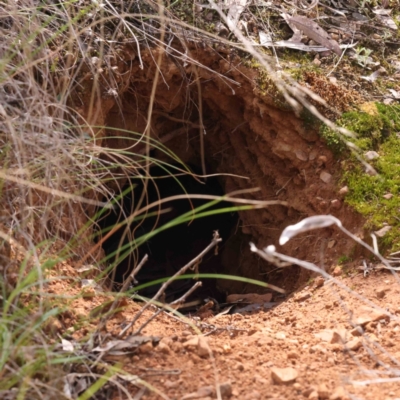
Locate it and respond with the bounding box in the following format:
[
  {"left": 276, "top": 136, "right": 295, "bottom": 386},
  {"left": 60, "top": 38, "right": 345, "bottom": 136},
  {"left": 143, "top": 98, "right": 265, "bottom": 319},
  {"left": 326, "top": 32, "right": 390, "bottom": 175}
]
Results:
[
  {"left": 300, "top": 108, "right": 321, "bottom": 131},
  {"left": 242, "top": 51, "right": 320, "bottom": 111},
  {"left": 376, "top": 102, "right": 400, "bottom": 132},
  {"left": 286, "top": 61, "right": 318, "bottom": 80},
  {"left": 353, "top": 137, "right": 373, "bottom": 151},
  {"left": 338, "top": 255, "right": 351, "bottom": 265},
  {"left": 243, "top": 64, "right": 290, "bottom": 109},
  {"left": 319, "top": 103, "right": 399, "bottom": 153},
  {"left": 334, "top": 103, "right": 400, "bottom": 251},
  {"left": 319, "top": 124, "right": 348, "bottom": 155},
  {"left": 340, "top": 110, "right": 383, "bottom": 146}
]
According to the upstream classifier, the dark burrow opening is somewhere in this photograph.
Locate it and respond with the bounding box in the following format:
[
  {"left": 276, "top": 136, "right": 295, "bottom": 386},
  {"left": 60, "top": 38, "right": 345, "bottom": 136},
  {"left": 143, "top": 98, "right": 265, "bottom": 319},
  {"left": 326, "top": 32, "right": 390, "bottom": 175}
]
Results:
[
  {"left": 91, "top": 46, "right": 365, "bottom": 306},
  {"left": 98, "top": 163, "right": 238, "bottom": 303}
]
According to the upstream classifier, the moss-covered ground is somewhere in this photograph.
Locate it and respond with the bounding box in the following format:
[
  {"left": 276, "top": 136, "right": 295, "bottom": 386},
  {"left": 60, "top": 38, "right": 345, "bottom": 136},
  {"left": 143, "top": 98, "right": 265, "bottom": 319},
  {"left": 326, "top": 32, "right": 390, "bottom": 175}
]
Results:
[{"left": 321, "top": 103, "right": 400, "bottom": 251}]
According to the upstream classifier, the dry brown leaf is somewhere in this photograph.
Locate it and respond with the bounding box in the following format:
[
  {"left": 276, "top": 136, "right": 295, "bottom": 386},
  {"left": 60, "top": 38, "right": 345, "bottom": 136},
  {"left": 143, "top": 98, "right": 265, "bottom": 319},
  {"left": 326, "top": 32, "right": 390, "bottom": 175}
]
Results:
[
  {"left": 288, "top": 16, "right": 342, "bottom": 56},
  {"left": 226, "top": 0, "right": 249, "bottom": 31}
]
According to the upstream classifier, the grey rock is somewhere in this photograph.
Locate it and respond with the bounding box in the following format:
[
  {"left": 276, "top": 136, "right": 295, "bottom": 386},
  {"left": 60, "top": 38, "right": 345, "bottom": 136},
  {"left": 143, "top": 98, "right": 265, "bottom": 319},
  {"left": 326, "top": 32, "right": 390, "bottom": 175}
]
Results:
[
  {"left": 365, "top": 150, "right": 379, "bottom": 160},
  {"left": 374, "top": 225, "right": 392, "bottom": 237},
  {"left": 295, "top": 150, "right": 308, "bottom": 161}
]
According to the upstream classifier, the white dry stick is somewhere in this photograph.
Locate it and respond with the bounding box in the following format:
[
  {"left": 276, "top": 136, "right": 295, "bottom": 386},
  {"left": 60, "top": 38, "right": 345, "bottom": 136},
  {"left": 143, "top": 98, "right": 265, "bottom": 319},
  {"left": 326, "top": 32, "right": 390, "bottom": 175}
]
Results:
[
  {"left": 249, "top": 243, "right": 398, "bottom": 323},
  {"left": 279, "top": 215, "right": 341, "bottom": 245},
  {"left": 278, "top": 215, "right": 400, "bottom": 274},
  {"left": 250, "top": 214, "right": 400, "bottom": 320}
]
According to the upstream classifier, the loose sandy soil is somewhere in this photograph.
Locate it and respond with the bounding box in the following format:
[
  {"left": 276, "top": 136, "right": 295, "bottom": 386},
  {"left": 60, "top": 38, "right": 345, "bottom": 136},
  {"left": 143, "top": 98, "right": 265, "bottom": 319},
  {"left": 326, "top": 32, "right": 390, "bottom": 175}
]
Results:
[{"left": 49, "top": 261, "right": 400, "bottom": 400}]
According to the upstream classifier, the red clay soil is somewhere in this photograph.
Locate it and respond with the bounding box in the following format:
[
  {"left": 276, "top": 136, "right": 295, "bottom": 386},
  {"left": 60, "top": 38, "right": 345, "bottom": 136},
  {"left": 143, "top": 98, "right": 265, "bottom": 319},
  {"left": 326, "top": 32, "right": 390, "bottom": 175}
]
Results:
[{"left": 46, "top": 258, "right": 400, "bottom": 400}]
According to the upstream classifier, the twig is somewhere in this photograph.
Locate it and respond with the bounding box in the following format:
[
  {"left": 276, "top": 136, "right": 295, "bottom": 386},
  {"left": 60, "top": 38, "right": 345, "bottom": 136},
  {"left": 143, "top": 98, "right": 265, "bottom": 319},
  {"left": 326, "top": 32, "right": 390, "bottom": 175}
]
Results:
[
  {"left": 0, "top": 170, "right": 110, "bottom": 208},
  {"left": 193, "top": 65, "right": 207, "bottom": 177},
  {"left": 132, "top": 281, "right": 203, "bottom": 336},
  {"left": 77, "top": 191, "right": 282, "bottom": 270},
  {"left": 120, "top": 254, "right": 148, "bottom": 293},
  {"left": 95, "top": 255, "right": 149, "bottom": 334},
  {"left": 134, "top": 126, "right": 194, "bottom": 155},
  {"left": 118, "top": 232, "right": 222, "bottom": 338},
  {"left": 250, "top": 237, "right": 400, "bottom": 323},
  {"left": 170, "top": 281, "right": 203, "bottom": 309},
  {"left": 132, "top": 386, "right": 147, "bottom": 400},
  {"left": 352, "top": 377, "right": 400, "bottom": 386},
  {"left": 276, "top": 176, "right": 293, "bottom": 195},
  {"left": 326, "top": 41, "right": 350, "bottom": 77}
]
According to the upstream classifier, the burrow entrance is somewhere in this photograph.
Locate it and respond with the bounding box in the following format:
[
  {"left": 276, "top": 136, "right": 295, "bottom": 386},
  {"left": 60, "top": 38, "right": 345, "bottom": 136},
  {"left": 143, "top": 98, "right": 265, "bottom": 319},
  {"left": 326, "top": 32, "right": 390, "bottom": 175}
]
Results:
[
  {"left": 98, "top": 163, "right": 238, "bottom": 302},
  {"left": 91, "top": 46, "right": 364, "bottom": 300}
]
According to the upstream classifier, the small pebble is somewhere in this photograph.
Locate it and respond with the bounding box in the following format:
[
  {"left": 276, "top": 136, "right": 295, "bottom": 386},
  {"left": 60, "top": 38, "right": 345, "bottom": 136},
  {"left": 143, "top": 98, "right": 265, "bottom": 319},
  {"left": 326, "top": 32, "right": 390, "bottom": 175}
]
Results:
[
  {"left": 270, "top": 367, "right": 298, "bottom": 384},
  {"left": 320, "top": 171, "right": 332, "bottom": 183}
]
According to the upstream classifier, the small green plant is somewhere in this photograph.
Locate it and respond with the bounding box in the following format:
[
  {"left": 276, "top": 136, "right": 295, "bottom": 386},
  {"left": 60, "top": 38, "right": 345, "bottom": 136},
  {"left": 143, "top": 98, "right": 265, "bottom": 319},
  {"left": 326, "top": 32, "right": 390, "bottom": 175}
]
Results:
[
  {"left": 338, "top": 255, "right": 351, "bottom": 265},
  {"left": 354, "top": 47, "right": 373, "bottom": 68}
]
